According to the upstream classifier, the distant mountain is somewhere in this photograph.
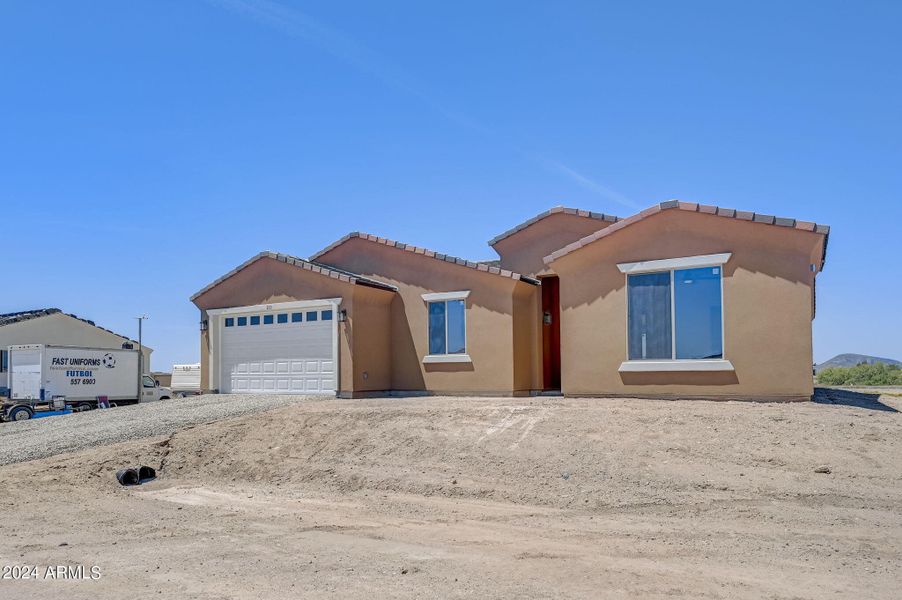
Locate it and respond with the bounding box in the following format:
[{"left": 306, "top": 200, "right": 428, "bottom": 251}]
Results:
[{"left": 815, "top": 353, "right": 901, "bottom": 373}]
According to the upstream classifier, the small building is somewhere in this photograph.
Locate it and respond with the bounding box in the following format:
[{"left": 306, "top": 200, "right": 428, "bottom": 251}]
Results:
[
  {"left": 0, "top": 308, "right": 152, "bottom": 395},
  {"left": 191, "top": 201, "right": 828, "bottom": 401},
  {"left": 152, "top": 372, "right": 172, "bottom": 388}
]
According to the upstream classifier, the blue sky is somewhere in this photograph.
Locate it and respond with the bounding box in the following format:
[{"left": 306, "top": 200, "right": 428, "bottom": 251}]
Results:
[{"left": 1, "top": 1, "right": 899, "bottom": 370}]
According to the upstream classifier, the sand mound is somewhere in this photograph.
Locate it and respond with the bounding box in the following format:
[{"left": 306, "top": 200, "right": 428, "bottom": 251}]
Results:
[
  {"left": 2, "top": 395, "right": 901, "bottom": 599},
  {"left": 24, "top": 395, "right": 900, "bottom": 513}
]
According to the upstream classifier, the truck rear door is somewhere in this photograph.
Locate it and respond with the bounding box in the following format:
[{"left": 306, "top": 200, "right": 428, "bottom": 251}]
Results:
[{"left": 11, "top": 348, "right": 43, "bottom": 400}]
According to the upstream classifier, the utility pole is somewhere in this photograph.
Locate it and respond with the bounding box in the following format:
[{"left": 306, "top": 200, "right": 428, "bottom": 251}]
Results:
[{"left": 136, "top": 315, "right": 148, "bottom": 399}]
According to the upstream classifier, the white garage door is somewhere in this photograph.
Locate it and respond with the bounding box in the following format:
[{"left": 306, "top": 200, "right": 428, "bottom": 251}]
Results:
[{"left": 219, "top": 305, "right": 336, "bottom": 395}]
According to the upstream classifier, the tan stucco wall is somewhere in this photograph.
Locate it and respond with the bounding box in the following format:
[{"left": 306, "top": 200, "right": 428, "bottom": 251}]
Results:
[
  {"left": 192, "top": 256, "right": 394, "bottom": 396},
  {"left": 492, "top": 212, "right": 616, "bottom": 277},
  {"left": 317, "top": 238, "right": 540, "bottom": 394},
  {"left": 348, "top": 286, "right": 393, "bottom": 394},
  {"left": 550, "top": 209, "right": 823, "bottom": 400},
  {"left": 512, "top": 283, "right": 542, "bottom": 392},
  {"left": 0, "top": 313, "right": 152, "bottom": 389},
  {"left": 200, "top": 324, "right": 210, "bottom": 391}
]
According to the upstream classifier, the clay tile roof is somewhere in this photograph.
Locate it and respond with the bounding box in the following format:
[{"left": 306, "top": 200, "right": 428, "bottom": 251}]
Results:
[
  {"left": 311, "top": 233, "right": 540, "bottom": 285},
  {"left": 190, "top": 251, "right": 399, "bottom": 302},
  {"left": 488, "top": 206, "right": 620, "bottom": 246},
  {"left": 0, "top": 308, "right": 143, "bottom": 346},
  {"left": 543, "top": 201, "right": 831, "bottom": 268}
]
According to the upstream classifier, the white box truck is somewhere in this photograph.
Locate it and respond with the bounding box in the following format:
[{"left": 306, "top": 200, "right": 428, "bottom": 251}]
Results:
[
  {"left": 170, "top": 363, "right": 201, "bottom": 397},
  {"left": 2, "top": 344, "right": 171, "bottom": 421}
]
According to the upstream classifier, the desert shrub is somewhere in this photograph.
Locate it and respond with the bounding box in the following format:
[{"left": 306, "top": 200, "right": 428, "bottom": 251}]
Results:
[{"left": 817, "top": 362, "right": 902, "bottom": 386}]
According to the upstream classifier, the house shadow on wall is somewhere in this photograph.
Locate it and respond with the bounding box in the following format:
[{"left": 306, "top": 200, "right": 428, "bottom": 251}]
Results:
[{"left": 813, "top": 387, "right": 898, "bottom": 412}]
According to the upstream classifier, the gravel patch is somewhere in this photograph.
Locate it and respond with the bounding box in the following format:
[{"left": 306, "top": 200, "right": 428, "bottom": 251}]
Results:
[{"left": 0, "top": 394, "right": 316, "bottom": 466}]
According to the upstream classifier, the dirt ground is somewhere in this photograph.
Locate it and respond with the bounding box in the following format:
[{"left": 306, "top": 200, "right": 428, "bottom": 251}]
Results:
[{"left": 1, "top": 394, "right": 900, "bottom": 599}]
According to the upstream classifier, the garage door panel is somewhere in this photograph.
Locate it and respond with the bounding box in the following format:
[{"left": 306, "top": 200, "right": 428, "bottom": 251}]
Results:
[{"left": 220, "top": 308, "right": 335, "bottom": 395}]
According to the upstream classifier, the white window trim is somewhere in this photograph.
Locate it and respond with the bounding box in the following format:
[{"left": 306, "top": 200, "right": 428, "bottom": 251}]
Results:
[
  {"left": 423, "top": 354, "right": 473, "bottom": 364},
  {"left": 617, "top": 253, "right": 731, "bottom": 274},
  {"left": 422, "top": 291, "right": 469, "bottom": 361},
  {"left": 208, "top": 298, "right": 342, "bottom": 317},
  {"left": 623, "top": 254, "right": 729, "bottom": 364},
  {"left": 421, "top": 290, "right": 470, "bottom": 302},
  {"left": 619, "top": 359, "right": 734, "bottom": 372}
]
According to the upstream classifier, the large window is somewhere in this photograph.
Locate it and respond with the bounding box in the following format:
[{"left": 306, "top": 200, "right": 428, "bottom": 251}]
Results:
[
  {"left": 422, "top": 291, "right": 470, "bottom": 358},
  {"left": 428, "top": 299, "right": 466, "bottom": 355},
  {"left": 627, "top": 264, "right": 723, "bottom": 361}
]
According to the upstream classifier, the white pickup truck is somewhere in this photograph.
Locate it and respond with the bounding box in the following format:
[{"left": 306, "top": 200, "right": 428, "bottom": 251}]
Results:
[{"left": 2, "top": 344, "right": 171, "bottom": 421}]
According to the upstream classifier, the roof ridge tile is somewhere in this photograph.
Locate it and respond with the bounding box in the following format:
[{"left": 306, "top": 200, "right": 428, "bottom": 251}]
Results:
[
  {"left": 191, "top": 251, "right": 398, "bottom": 301},
  {"left": 311, "top": 232, "right": 539, "bottom": 284},
  {"left": 543, "top": 201, "right": 830, "bottom": 268},
  {"left": 488, "top": 206, "right": 621, "bottom": 246}
]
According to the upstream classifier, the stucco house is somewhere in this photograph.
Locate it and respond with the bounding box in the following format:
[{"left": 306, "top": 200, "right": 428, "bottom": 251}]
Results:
[
  {"left": 192, "top": 200, "right": 829, "bottom": 401},
  {"left": 0, "top": 308, "right": 152, "bottom": 394}
]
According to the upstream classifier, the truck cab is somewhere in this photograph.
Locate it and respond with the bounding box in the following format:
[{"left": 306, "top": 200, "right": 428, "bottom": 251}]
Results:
[{"left": 142, "top": 374, "right": 172, "bottom": 402}]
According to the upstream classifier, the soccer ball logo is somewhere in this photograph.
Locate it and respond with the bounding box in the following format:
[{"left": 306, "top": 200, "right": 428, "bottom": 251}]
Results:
[{"left": 102, "top": 353, "right": 117, "bottom": 368}]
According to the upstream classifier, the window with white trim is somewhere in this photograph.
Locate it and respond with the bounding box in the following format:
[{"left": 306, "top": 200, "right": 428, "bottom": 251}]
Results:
[
  {"left": 422, "top": 291, "right": 469, "bottom": 357},
  {"left": 622, "top": 254, "right": 727, "bottom": 361}
]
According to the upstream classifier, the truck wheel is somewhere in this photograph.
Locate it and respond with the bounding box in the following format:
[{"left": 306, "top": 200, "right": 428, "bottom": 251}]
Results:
[
  {"left": 76, "top": 402, "right": 93, "bottom": 412},
  {"left": 7, "top": 406, "right": 34, "bottom": 421},
  {"left": 160, "top": 396, "right": 170, "bottom": 401}
]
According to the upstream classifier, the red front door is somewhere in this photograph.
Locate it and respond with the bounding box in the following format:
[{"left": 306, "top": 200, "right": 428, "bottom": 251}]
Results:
[{"left": 541, "top": 276, "right": 561, "bottom": 390}]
